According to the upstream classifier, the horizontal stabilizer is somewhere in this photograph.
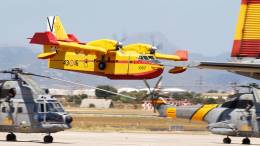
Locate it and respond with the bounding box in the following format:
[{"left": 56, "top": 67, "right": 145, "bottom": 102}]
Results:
[
  {"left": 30, "top": 32, "right": 58, "bottom": 45},
  {"left": 37, "top": 52, "right": 57, "bottom": 59}
]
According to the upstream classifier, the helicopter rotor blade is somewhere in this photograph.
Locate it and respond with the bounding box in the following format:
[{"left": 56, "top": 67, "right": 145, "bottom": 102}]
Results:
[{"left": 21, "top": 73, "right": 136, "bottom": 100}]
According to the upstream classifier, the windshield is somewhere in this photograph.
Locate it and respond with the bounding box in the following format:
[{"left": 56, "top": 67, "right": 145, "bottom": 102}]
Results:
[
  {"left": 139, "top": 55, "right": 155, "bottom": 60},
  {"left": 46, "top": 102, "right": 65, "bottom": 112},
  {"left": 253, "top": 88, "right": 260, "bottom": 103},
  {"left": 148, "top": 56, "right": 155, "bottom": 60}
]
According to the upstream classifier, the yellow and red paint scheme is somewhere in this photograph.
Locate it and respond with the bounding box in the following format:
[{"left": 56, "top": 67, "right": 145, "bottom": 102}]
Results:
[
  {"left": 232, "top": 0, "right": 260, "bottom": 57},
  {"left": 30, "top": 16, "right": 188, "bottom": 80}
]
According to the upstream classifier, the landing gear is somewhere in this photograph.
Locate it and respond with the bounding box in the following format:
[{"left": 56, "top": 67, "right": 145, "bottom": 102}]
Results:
[
  {"left": 242, "top": 137, "right": 250, "bottom": 145},
  {"left": 98, "top": 62, "right": 106, "bottom": 70},
  {"left": 44, "top": 134, "right": 53, "bottom": 143},
  {"left": 223, "top": 136, "right": 231, "bottom": 144},
  {"left": 6, "top": 133, "right": 16, "bottom": 141}
]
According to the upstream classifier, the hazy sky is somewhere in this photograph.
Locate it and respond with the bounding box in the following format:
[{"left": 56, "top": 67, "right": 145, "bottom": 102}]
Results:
[{"left": 0, "top": 0, "right": 240, "bottom": 56}]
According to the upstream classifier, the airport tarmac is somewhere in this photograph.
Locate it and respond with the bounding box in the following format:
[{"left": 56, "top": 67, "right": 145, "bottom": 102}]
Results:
[{"left": 1, "top": 131, "right": 260, "bottom": 146}]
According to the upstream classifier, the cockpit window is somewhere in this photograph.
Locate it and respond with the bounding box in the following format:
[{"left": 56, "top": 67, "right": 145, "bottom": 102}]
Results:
[
  {"left": 221, "top": 99, "right": 253, "bottom": 109},
  {"left": 142, "top": 56, "right": 149, "bottom": 60},
  {"left": 46, "top": 102, "right": 64, "bottom": 112},
  {"left": 39, "top": 103, "right": 44, "bottom": 112},
  {"left": 36, "top": 102, "right": 64, "bottom": 113},
  {"left": 236, "top": 100, "right": 253, "bottom": 109},
  {"left": 138, "top": 55, "right": 152, "bottom": 60},
  {"left": 148, "top": 56, "right": 155, "bottom": 60}
]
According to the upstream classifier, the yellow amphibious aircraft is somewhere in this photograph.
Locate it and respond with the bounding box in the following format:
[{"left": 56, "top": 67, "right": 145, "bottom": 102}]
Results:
[{"left": 30, "top": 16, "right": 188, "bottom": 80}]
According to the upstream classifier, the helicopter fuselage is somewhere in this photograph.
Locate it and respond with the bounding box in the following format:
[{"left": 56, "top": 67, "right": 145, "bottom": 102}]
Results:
[
  {"left": 156, "top": 91, "right": 260, "bottom": 138},
  {"left": 0, "top": 80, "right": 72, "bottom": 134}
]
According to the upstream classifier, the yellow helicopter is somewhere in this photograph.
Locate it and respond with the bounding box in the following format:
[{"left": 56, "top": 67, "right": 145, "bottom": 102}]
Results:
[{"left": 30, "top": 16, "right": 188, "bottom": 80}]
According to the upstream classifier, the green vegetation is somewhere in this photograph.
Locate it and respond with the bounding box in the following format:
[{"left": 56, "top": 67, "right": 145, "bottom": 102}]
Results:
[
  {"left": 192, "top": 97, "right": 225, "bottom": 104},
  {"left": 93, "top": 85, "right": 226, "bottom": 105},
  {"left": 66, "top": 94, "right": 88, "bottom": 105},
  {"left": 95, "top": 85, "right": 118, "bottom": 100},
  {"left": 118, "top": 91, "right": 147, "bottom": 103}
]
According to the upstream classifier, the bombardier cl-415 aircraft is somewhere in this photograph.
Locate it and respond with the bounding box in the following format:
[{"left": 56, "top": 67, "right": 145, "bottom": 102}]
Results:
[{"left": 29, "top": 16, "right": 188, "bottom": 80}]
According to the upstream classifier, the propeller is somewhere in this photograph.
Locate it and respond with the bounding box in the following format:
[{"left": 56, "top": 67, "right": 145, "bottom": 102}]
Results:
[
  {"left": 143, "top": 76, "right": 166, "bottom": 113},
  {"left": 112, "top": 33, "right": 128, "bottom": 50},
  {"left": 149, "top": 34, "right": 163, "bottom": 54}
]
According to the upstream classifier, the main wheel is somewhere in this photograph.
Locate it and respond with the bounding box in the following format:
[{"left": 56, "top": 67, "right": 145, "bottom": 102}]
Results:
[
  {"left": 223, "top": 136, "right": 231, "bottom": 144},
  {"left": 44, "top": 135, "right": 53, "bottom": 143},
  {"left": 98, "top": 62, "right": 106, "bottom": 70},
  {"left": 6, "top": 133, "right": 16, "bottom": 141},
  {"left": 242, "top": 137, "right": 250, "bottom": 145}
]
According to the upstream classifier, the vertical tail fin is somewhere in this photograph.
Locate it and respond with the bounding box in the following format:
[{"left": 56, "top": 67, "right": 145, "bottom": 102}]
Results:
[
  {"left": 47, "top": 16, "right": 68, "bottom": 40},
  {"left": 232, "top": 0, "right": 260, "bottom": 57}
]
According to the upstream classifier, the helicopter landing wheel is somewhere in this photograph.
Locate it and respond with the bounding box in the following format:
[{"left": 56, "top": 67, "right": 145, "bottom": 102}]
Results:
[
  {"left": 44, "top": 135, "right": 53, "bottom": 143},
  {"left": 223, "top": 136, "right": 231, "bottom": 144},
  {"left": 242, "top": 137, "right": 250, "bottom": 145},
  {"left": 6, "top": 133, "right": 16, "bottom": 141}
]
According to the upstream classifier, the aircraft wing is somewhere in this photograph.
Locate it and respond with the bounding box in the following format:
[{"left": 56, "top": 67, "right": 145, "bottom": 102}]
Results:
[
  {"left": 58, "top": 42, "right": 107, "bottom": 54},
  {"left": 196, "top": 62, "right": 260, "bottom": 73},
  {"left": 30, "top": 32, "right": 108, "bottom": 55}
]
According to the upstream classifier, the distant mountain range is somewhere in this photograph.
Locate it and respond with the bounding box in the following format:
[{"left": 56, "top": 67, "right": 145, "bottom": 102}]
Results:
[{"left": 0, "top": 32, "right": 259, "bottom": 92}]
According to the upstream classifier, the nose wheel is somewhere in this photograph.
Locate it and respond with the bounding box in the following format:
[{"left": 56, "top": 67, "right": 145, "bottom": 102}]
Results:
[
  {"left": 44, "top": 135, "right": 53, "bottom": 143},
  {"left": 223, "top": 136, "right": 231, "bottom": 144},
  {"left": 6, "top": 133, "right": 16, "bottom": 141},
  {"left": 242, "top": 137, "right": 250, "bottom": 145}
]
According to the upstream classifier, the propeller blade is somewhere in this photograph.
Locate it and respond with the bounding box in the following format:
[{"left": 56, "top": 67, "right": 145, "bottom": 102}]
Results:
[
  {"left": 143, "top": 80, "right": 152, "bottom": 94},
  {"left": 153, "top": 76, "right": 163, "bottom": 93}
]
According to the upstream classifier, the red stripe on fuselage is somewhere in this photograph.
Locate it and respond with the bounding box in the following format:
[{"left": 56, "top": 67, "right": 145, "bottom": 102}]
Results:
[
  {"left": 242, "top": 0, "right": 260, "bottom": 4},
  {"left": 107, "top": 68, "right": 163, "bottom": 80}
]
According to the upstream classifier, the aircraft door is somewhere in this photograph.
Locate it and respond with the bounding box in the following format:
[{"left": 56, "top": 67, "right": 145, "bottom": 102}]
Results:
[
  {"left": 0, "top": 102, "right": 15, "bottom": 126},
  {"left": 128, "top": 54, "right": 138, "bottom": 75},
  {"left": 35, "top": 102, "right": 46, "bottom": 124},
  {"left": 15, "top": 102, "right": 32, "bottom": 129},
  {"left": 252, "top": 88, "right": 260, "bottom": 134},
  {"left": 236, "top": 109, "right": 253, "bottom": 135}
]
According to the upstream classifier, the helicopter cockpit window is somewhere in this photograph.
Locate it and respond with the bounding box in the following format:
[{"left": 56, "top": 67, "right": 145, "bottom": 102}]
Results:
[
  {"left": 17, "top": 107, "right": 23, "bottom": 113},
  {"left": 46, "top": 102, "right": 64, "bottom": 112},
  {"left": 221, "top": 99, "right": 253, "bottom": 109},
  {"left": 39, "top": 103, "right": 44, "bottom": 113},
  {"left": 2, "top": 107, "right": 6, "bottom": 113},
  {"left": 236, "top": 100, "right": 253, "bottom": 109}
]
